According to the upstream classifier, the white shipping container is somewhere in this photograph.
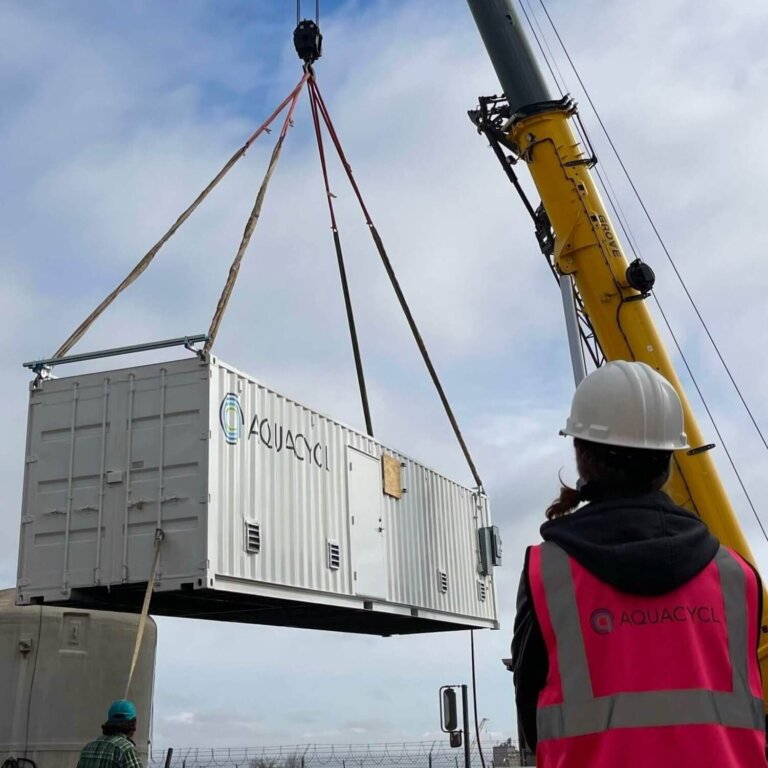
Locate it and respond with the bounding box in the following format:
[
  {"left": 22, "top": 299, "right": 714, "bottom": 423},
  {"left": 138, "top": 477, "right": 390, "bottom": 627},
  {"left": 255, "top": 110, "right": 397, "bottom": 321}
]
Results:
[{"left": 17, "top": 356, "right": 500, "bottom": 635}]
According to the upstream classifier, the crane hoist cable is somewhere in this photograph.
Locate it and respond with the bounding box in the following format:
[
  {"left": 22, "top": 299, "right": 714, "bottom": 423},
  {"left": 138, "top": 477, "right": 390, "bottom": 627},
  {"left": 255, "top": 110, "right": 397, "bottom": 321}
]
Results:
[
  {"left": 536, "top": 0, "right": 768, "bottom": 456},
  {"left": 52, "top": 74, "right": 308, "bottom": 360},
  {"left": 518, "top": 0, "right": 643, "bottom": 261},
  {"left": 524, "top": 0, "right": 767, "bottom": 538},
  {"left": 204, "top": 75, "right": 307, "bottom": 353},
  {"left": 296, "top": 1, "right": 319, "bottom": 25},
  {"left": 308, "top": 76, "right": 374, "bottom": 437},
  {"left": 308, "top": 76, "right": 484, "bottom": 489}
]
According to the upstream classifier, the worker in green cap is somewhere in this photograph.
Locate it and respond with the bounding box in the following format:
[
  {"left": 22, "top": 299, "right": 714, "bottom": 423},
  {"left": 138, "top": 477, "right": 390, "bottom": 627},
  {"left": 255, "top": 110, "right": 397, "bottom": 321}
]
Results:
[{"left": 77, "top": 700, "right": 142, "bottom": 768}]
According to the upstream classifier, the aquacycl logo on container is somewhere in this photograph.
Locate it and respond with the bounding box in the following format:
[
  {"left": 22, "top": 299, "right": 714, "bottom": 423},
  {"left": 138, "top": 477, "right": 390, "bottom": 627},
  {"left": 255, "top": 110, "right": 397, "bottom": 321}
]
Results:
[{"left": 219, "top": 393, "right": 245, "bottom": 445}]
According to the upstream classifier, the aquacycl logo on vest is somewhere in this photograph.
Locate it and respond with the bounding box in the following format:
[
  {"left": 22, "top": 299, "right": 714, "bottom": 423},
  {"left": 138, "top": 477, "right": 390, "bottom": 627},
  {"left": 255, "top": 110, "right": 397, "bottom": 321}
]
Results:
[
  {"left": 590, "top": 608, "right": 615, "bottom": 634},
  {"left": 589, "top": 604, "right": 722, "bottom": 634},
  {"left": 220, "top": 393, "right": 245, "bottom": 445}
]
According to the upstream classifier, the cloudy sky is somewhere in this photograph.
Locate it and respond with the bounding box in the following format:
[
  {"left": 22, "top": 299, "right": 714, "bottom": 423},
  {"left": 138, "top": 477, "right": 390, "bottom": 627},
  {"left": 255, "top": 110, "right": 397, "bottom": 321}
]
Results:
[{"left": 3, "top": 0, "right": 768, "bottom": 751}]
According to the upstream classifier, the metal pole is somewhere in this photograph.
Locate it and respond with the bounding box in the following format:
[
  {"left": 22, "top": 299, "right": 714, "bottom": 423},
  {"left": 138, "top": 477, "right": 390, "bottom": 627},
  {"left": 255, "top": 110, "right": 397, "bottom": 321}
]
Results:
[
  {"left": 461, "top": 684, "right": 471, "bottom": 768},
  {"left": 164, "top": 748, "right": 174, "bottom": 768},
  {"left": 559, "top": 274, "right": 587, "bottom": 386},
  {"left": 465, "top": 0, "right": 551, "bottom": 112}
]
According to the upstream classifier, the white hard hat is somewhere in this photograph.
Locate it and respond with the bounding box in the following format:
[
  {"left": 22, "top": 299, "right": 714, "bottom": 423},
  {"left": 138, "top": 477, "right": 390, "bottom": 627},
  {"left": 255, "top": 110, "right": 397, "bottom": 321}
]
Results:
[{"left": 561, "top": 361, "right": 689, "bottom": 451}]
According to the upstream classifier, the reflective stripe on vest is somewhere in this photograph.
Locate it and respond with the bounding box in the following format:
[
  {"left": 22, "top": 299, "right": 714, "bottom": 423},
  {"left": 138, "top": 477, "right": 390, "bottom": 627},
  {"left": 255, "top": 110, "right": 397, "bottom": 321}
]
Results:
[{"left": 536, "top": 543, "right": 764, "bottom": 741}]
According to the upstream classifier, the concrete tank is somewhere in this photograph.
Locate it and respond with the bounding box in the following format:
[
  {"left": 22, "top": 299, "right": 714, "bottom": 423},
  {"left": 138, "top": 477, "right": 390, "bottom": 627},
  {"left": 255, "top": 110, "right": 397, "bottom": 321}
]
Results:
[{"left": 0, "top": 588, "right": 156, "bottom": 768}]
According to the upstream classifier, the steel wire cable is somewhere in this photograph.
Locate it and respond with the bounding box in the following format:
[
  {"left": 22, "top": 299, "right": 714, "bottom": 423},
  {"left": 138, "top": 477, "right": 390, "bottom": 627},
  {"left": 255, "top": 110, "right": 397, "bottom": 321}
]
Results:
[
  {"left": 366, "top": 750, "right": 386, "bottom": 766},
  {"left": 521, "top": 0, "right": 765, "bottom": 534},
  {"left": 598, "top": 176, "right": 765, "bottom": 530},
  {"left": 522, "top": 0, "right": 567, "bottom": 95},
  {"left": 596, "top": 170, "right": 765, "bottom": 533},
  {"left": 521, "top": 0, "right": 643, "bottom": 262},
  {"left": 517, "top": 1, "right": 635, "bottom": 356},
  {"left": 148, "top": 743, "right": 490, "bottom": 768},
  {"left": 537, "top": 0, "right": 768, "bottom": 455},
  {"left": 314, "top": 750, "right": 334, "bottom": 766},
  {"left": 296, "top": 1, "right": 320, "bottom": 23},
  {"left": 518, "top": 0, "right": 560, "bottom": 96},
  {"left": 652, "top": 296, "right": 768, "bottom": 540}
]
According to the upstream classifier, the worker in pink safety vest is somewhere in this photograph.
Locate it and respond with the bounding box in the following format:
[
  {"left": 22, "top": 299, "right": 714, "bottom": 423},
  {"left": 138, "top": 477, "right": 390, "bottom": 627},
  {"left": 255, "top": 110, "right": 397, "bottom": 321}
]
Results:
[{"left": 511, "top": 361, "right": 767, "bottom": 768}]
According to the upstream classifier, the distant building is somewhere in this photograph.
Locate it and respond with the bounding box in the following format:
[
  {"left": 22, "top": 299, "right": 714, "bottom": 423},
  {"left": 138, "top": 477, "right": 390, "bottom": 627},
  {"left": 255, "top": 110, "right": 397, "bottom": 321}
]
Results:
[{"left": 492, "top": 739, "right": 520, "bottom": 767}]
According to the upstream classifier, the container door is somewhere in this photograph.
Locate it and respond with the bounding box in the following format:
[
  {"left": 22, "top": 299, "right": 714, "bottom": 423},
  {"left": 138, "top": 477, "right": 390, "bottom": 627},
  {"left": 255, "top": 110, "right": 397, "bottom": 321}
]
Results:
[
  {"left": 106, "top": 366, "right": 208, "bottom": 587},
  {"left": 347, "top": 448, "right": 387, "bottom": 600}
]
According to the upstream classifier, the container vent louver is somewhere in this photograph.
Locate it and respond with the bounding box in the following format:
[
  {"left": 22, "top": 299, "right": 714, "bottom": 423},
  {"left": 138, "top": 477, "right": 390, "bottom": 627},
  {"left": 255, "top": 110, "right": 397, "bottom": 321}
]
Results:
[
  {"left": 477, "top": 581, "right": 487, "bottom": 602},
  {"left": 327, "top": 540, "right": 341, "bottom": 570},
  {"left": 244, "top": 522, "right": 261, "bottom": 554},
  {"left": 438, "top": 569, "right": 448, "bottom": 594}
]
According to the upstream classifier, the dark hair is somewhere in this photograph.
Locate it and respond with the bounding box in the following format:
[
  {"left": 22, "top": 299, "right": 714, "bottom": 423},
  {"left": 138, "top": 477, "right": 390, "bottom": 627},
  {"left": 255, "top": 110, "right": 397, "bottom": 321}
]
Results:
[
  {"left": 102, "top": 720, "right": 137, "bottom": 737},
  {"left": 545, "top": 438, "right": 672, "bottom": 520}
]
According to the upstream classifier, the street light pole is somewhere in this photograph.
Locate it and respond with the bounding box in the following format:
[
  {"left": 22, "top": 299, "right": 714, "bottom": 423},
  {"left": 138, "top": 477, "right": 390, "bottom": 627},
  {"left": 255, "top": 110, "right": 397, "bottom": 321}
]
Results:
[{"left": 461, "top": 685, "right": 471, "bottom": 768}]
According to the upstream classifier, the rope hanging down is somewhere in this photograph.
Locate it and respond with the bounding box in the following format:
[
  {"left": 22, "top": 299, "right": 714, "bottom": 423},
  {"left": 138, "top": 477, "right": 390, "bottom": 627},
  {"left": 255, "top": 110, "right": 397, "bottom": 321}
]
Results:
[
  {"left": 308, "top": 80, "right": 374, "bottom": 437},
  {"left": 53, "top": 74, "right": 308, "bottom": 361},
  {"left": 307, "top": 77, "right": 483, "bottom": 489},
  {"left": 204, "top": 76, "right": 307, "bottom": 353},
  {"left": 125, "top": 528, "right": 164, "bottom": 699}
]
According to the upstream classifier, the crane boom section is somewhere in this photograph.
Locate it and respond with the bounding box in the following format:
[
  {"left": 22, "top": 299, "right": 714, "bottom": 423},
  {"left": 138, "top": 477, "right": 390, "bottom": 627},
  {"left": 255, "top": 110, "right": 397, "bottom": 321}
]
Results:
[{"left": 505, "top": 101, "right": 768, "bottom": 696}]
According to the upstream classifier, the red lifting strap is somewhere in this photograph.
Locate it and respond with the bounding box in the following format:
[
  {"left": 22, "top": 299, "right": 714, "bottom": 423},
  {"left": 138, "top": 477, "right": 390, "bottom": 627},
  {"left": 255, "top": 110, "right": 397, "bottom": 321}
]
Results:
[
  {"left": 308, "top": 76, "right": 483, "bottom": 489},
  {"left": 53, "top": 74, "right": 308, "bottom": 360},
  {"left": 204, "top": 76, "right": 307, "bottom": 354}
]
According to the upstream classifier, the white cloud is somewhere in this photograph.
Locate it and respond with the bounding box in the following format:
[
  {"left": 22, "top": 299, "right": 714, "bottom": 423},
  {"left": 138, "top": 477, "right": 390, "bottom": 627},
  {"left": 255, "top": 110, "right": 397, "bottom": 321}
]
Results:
[
  {"left": 166, "top": 712, "right": 196, "bottom": 725},
  {"left": 3, "top": 0, "right": 768, "bottom": 751}
]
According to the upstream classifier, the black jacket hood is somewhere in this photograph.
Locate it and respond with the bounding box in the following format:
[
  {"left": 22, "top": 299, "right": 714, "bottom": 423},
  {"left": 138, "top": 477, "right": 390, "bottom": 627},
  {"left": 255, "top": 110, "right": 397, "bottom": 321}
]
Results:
[{"left": 540, "top": 491, "right": 719, "bottom": 595}]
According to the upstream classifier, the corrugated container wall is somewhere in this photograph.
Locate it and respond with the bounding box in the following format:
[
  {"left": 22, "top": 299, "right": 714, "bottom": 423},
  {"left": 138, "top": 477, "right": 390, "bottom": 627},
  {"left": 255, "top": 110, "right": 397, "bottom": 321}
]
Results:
[
  {"left": 0, "top": 590, "right": 155, "bottom": 768},
  {"left": 17, "top": 356, "right": 500, "bottom": 635}
]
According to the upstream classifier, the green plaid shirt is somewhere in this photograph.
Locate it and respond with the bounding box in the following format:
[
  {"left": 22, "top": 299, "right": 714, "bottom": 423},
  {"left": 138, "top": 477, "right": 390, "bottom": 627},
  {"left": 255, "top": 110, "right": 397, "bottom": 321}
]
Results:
[{"left": 77, "top": 734, "right": 143, "bottom": 768}]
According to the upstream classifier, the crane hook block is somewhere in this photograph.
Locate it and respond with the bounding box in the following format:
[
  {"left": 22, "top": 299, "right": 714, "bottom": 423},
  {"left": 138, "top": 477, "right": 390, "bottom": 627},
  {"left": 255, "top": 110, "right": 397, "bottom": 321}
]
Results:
[{"left": 294, "top": 20, "right": 323, "bottom": 65}]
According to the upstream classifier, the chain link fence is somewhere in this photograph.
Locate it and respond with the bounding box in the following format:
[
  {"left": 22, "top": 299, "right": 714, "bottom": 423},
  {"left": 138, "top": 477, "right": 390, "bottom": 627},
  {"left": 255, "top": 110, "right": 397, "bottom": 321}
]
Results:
[{"left": 148, "top": 741, "right": 522, "bottom": 768}]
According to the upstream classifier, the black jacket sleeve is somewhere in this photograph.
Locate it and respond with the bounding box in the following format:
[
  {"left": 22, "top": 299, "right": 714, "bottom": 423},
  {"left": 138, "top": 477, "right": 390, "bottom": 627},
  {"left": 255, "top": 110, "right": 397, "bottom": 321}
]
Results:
[
  {"left": 744, "top": 559, "right": 768, "bottom": 751},
  {"left": 511, "top": 546, "right": 549, "bottom": 752}
]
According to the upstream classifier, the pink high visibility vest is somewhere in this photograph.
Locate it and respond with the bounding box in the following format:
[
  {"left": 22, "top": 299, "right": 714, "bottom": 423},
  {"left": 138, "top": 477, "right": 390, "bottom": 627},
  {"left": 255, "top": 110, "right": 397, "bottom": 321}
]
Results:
[{"left": 527, "top": 542, "right": 766, "bottom": 768}]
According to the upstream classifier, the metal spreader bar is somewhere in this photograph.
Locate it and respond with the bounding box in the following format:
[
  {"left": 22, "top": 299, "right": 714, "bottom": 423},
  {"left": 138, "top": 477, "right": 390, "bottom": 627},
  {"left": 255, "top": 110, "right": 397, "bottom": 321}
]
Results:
[{"left": 23, "top": 334, "right": 209, "bottom": 373}]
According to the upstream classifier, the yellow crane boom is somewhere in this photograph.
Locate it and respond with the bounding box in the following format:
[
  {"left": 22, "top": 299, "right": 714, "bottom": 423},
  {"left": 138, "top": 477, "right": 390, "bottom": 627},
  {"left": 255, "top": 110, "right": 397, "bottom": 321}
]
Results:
[{"left": 465, "top": 0, "right": 768, "bottom": 701}]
